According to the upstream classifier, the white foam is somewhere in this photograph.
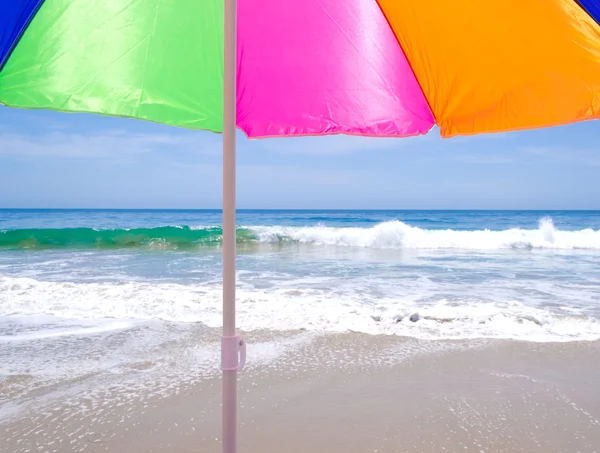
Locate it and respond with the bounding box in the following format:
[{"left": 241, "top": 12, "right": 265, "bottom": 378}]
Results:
[
  {"left": 0, "top": 320, "right": 135, "bottom": 342},
  {"left": 1, "top": 276, "right": 598, "bottom": 342},
  {"left": 247, "top": 218, "right": 600, "bottom": 250}
]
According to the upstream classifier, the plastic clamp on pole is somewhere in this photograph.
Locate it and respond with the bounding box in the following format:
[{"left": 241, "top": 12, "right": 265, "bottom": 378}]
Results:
[{"left": 221, "top": 335, "right": 246, "bottom": 371}]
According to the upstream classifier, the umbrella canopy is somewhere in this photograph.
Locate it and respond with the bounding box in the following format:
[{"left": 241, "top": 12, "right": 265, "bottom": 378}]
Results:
[
  {"left": 2, "top": 0, "right": 600, "bottom": 137},
  {"left": 2, "top": 2, "right": 600, "bottom": 453}
]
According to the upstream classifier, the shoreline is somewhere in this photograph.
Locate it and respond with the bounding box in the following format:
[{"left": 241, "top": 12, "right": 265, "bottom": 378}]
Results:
[{"left": 2, "top": 333, "right": 599, "bottom": 453}]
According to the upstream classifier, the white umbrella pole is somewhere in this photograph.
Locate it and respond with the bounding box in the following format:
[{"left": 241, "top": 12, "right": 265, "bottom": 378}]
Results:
[{"left": 222, "top": 1, "right": 245, "bottom": 453}]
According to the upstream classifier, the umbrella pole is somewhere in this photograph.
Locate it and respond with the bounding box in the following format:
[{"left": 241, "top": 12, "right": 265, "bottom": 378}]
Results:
[{"left": 222, "top": 1, "right": 243, "bottom": 453}]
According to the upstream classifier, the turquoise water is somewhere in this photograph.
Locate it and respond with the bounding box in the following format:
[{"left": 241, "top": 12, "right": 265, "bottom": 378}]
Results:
[{"left": 1, "top": 209, "right": 600, "bottom": 345}]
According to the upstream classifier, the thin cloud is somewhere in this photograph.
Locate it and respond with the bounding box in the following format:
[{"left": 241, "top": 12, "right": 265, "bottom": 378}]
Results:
[
  {"left": 521, "top": 145, "right": 600, "bottom": 166},
  {"left": 521, "top": 145, "right": 566, "bottom": 157},
  {"left": 0, "top": 129, "right": 217, "bottom": 158},
  {"left": 446, "top": 131, "right": 509, "bottom": 142},
  {"left": 250, "top": 133, "right": 432, "bottom": 155},
  {"left": 171, "top": 161, "right": 363, "bottom": 187},
  {"left": 445, "top": 154, "right": 513, "bottom": 164}
]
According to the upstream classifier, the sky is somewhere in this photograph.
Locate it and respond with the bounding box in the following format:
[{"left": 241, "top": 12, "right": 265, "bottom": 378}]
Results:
[{"left": 0, "top": 106, "right": 599, "bottom": 210}]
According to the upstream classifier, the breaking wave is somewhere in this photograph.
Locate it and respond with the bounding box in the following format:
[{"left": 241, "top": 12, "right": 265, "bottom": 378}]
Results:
[{"left": 2, "top": 218, "right": 598, "bottom": 250}]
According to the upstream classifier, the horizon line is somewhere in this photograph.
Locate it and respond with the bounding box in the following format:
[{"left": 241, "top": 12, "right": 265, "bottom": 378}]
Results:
[{"left": 1, "top": 208, "right": 599, "bottom": 212}]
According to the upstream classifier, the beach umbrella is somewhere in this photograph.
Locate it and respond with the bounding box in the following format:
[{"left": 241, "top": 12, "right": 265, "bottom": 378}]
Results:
[{"left": 2, "top": 1, "right": 600, "bottom": 452}]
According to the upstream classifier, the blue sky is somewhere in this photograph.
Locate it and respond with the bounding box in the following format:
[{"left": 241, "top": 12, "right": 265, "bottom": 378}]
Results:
[{"left": 0, "top": 105, "right": 598, "bottom": 210}]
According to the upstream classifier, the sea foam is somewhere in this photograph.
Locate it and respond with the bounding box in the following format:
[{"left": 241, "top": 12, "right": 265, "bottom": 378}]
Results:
[
  {"left": 1, "top": 276, "right": 599, "bottom": 342},
  {"left": 249, "top": 218, "right": 600, "bottom": 250}
]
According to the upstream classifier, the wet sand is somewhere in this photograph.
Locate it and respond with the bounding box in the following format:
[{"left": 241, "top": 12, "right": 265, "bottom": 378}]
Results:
[{"left": 1, "top": 333, "right": 599, "bottom": 453}]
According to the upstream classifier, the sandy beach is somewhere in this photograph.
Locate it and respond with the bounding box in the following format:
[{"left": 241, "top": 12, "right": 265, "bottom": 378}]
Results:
[{"left": 2, "top": 331, "right": 599, "bottom": 453}]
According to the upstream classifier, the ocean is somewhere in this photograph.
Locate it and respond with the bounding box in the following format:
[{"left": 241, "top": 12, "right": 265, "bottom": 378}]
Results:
[
  {"left": 2, "top": 209, "right": 600, "bottom": 439},
  {"left": 2, "top": 209, "right": 600, "bottom": 339}
]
